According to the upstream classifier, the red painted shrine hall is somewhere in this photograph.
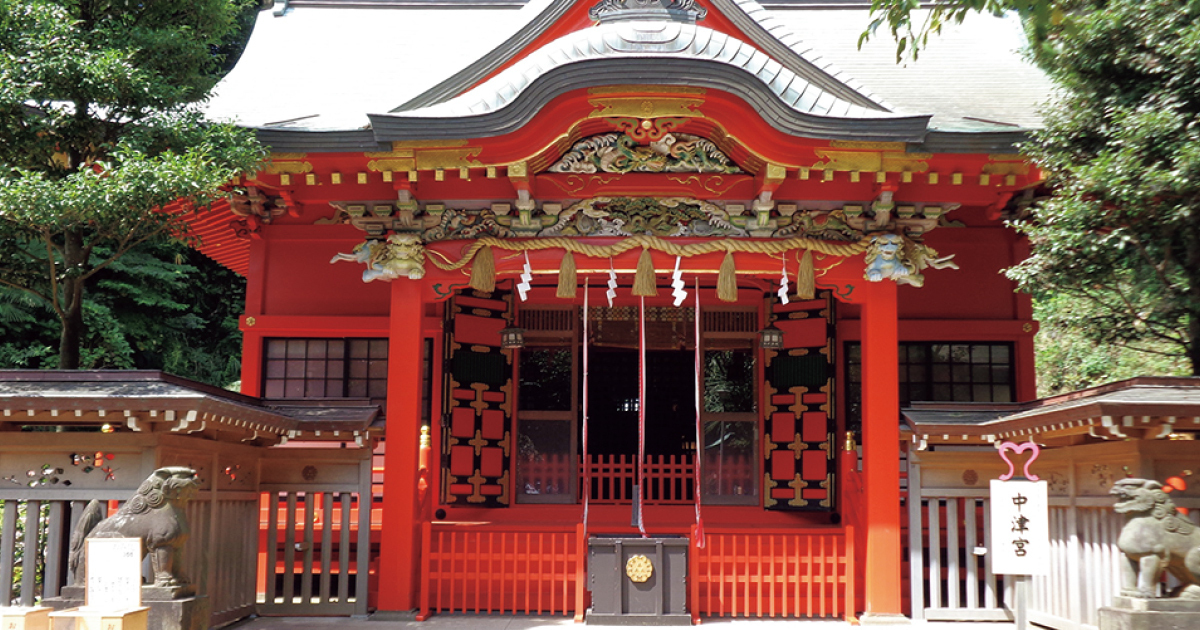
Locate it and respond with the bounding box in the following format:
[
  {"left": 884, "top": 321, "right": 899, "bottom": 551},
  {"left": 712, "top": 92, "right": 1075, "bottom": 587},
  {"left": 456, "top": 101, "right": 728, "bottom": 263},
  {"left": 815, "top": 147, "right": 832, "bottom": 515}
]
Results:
[{"left": 191, "top": 0, "right": 1048, "bottom": 622}]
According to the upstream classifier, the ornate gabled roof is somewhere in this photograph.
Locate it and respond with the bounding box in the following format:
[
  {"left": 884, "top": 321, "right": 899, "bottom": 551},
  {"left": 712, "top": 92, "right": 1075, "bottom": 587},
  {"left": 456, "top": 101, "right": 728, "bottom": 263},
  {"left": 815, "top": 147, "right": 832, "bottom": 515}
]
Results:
[
  {"left": 395, "top": 0, "right": 889, "bottom": 114},
  {"left": 368, "top": 19, "right": 927, "bottom": 142}
]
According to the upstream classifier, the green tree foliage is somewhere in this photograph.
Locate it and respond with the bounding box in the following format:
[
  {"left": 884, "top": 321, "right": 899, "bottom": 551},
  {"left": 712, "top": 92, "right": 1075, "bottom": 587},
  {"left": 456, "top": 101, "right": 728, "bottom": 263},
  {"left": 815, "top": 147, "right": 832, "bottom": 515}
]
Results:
[
  {"left": 866, "top": 0, "right": 1200, "bottom": 376},
  {"left": 0, "top": 0, "right": 265, "bottom": 369},
  {"left": 1033, "top": 295, "right": 1190, "bottom": 396},
  {"left": 1010, "top": 0, "right": 1200, "bottom": 376},
  {"left": 0, "top": 241, "right": 246, "bottom": 387}
]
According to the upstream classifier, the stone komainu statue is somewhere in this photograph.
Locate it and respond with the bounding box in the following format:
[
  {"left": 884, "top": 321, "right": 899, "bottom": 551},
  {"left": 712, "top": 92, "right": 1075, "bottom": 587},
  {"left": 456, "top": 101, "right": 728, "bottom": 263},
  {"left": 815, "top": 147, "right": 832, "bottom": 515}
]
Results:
[
  {"left": 1111, "top": 478, "right": 1200, "bottom": 599},
  {"left": 68, "top": 467, "right": 201, "bottom": 589}
]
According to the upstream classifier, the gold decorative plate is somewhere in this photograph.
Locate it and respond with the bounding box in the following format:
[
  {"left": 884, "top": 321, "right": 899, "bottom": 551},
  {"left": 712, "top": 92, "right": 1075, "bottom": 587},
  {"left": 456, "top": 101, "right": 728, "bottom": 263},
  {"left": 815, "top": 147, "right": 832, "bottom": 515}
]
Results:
[{"left": 625, "top": 554, "right": 653, "bottom": 583}]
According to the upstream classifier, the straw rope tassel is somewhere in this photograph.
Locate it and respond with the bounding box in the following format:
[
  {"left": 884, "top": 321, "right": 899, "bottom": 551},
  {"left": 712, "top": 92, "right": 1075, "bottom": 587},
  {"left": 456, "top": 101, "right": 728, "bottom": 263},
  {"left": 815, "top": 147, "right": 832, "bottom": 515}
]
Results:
[
  {"left": 469, "top": 244, "right": 495, "bottom": 292},
  {"left": 717, "top": 251, "right": 737, "bottom": 302},
  {"left": 557, "top": 251, "right": 577, "bottom": 298},
  {"left": 797, "top": 249, "right": 815, "bottom": 300},
  {"left": 632, "top": 247, "right": 657, "bottom": 296}
]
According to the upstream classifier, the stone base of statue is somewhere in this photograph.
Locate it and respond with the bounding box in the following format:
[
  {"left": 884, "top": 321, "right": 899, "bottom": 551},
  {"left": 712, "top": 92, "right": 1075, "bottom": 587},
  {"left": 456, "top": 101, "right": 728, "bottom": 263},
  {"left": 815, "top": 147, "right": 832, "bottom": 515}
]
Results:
[
  {"left": 46, "top": 587, "right": 209, "bottom": 630},
  {"left": 1099, "top": 596, "right": 1200, "bottom": 630}
]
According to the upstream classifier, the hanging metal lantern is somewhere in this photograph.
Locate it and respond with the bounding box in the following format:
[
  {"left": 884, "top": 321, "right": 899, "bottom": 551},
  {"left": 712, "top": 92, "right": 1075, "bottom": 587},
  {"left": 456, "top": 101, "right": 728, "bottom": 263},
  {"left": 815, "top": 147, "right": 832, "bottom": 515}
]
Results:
[
  {"left": 500, "top": 326, "right": 525, "bottom": 349},
  {"left": 758, "top": 323, "right": 784, "bottom": 349}
]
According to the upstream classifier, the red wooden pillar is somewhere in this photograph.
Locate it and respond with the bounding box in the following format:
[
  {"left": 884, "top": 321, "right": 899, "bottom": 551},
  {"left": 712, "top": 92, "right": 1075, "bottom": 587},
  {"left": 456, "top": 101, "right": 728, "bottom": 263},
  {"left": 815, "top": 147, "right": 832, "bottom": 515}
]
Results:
[
  {"left": 860, "top": 281, "right": 904, "bottom": 620},
  {"left": 240, "top": 238, "right": 267, "bottom": 396},
  {"left": 377, "top": 279, "right": 425, "bottom": 611}
]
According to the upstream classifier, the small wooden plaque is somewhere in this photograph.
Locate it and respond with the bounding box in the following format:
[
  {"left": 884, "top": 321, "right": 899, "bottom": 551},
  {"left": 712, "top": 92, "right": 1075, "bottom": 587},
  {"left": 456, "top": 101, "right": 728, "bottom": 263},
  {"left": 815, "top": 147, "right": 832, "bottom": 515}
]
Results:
[{"left": 84, "top": 538, "right": 142, "bottom": 609}]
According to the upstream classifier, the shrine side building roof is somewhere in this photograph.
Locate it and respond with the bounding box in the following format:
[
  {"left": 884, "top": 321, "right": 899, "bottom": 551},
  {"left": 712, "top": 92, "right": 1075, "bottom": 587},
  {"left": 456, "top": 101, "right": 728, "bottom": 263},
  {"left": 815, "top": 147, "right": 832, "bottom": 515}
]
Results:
[
  {"left": 206, "top": 0, "right": 1052, "bottom": 149},
  {"left": 0, "top": 371, "right": 380, "bottom": 443},
  {"left": 902, "top": 377, "right": 1200, "bottom": 448}
]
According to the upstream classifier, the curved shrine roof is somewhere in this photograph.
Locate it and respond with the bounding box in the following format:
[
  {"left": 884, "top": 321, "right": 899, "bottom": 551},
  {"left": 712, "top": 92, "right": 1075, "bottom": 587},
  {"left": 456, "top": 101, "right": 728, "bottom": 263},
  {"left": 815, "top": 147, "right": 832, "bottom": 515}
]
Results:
[{"left": 204, "top": 0, "right": 1051, "bottom": 147}]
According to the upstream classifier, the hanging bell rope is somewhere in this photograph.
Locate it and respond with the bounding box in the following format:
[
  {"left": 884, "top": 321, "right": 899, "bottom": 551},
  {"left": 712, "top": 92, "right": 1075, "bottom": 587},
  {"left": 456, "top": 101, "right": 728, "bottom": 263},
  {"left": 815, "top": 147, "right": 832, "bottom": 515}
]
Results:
[
  {"left": 716, "top": 251, "right": 738, "bottom": 302},
  {"left": 469, "top": 244, "right": 495, "bottom": 292},
  {"left": 796, "top": 249, "right": 816, "bottom": 300},
  {"left": 632, "top": 248, "right": 658, "bottom": 297},
  {"left": 556, "top": 251, "right": 577, "bottom": 298}
]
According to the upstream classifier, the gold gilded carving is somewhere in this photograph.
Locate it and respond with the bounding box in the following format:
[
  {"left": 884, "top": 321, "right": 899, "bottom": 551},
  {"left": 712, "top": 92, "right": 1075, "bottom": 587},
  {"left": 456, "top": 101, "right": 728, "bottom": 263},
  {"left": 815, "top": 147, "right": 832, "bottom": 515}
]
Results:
[
  {"left": 588, "top": 96, "right": 705, "bottom": 119},
  {"left": 366, "top": 150, "right": 415, "bottom": 158},
  {"left": 368, "top": 158, "right": 415, "bottom": 172},
  {"left": 982, "top": 161, "right": 1031, "bottom": 176},
  {"left": 470, "top": 382, "right": 490, "bottom": 414},
  {"left": 467, "top": 471, "right": 486, "bottom": 503},
  {"left": 788, "top": 475, "right": 809, "bottom": 507},
  {"left": 626, "top": 555, "right": 654, "bottom": 583},
  {"left": 812, "top": 149, "right": 931, "bottom": 173},
  {"left": 882, "top": 153, "right": 930, "bottom": 173},
  {"left": 829, "top": 140, "right": 906, "bottom": 151},
  {"left": 763, "top": 474, "right": 777, "bottom": 508},
  {"left": 390, "top": 140, "right": 469, "bottom": 150},
  {"left": 542, "top": 174, "right": 623, "bottom": 195},
  {"left": 812, "top": 150, "right": 881, "bottom": 172},
  {"left": 265, "top": 161, "right": 313, "bottom": 175},
  {"left": 416, "top": 149, "right": 483, "bottom": 170},
  {"left": 664, "top": 174, "right": 740, "bottom": 195},
  {"left": 508, "top": 162, "right": 529, "bottom": 178},
  {"left": 468, "top": 430, "right": 488, "bottom": 456}
]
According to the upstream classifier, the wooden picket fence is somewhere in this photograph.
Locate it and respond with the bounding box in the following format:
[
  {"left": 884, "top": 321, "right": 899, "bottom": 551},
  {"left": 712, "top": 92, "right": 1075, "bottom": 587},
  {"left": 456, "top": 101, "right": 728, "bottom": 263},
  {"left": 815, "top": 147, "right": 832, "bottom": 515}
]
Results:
[
  {"left": 416, "top": 522, "right": 854, "bottom": 622},
  {"left": 689, "top": 526, "right": 855, "bottom": 622},
  {"left": 417, "top": 522, "right": 585, "bottom": 620}
]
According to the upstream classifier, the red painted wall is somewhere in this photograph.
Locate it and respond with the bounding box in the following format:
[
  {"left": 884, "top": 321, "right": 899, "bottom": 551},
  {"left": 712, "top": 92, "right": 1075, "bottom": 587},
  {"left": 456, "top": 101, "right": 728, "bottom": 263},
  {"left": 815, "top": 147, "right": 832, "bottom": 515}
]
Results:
[{"left": 260, "top": 226, "right": 391, "bottom": 317}]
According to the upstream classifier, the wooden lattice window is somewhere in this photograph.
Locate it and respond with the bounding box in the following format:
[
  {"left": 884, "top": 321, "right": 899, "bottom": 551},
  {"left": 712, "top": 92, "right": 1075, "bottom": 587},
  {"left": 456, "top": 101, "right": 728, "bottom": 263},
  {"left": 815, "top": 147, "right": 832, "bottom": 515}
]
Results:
[
  {"left": 844, "top": 341, "right": 1015, "bottom": 432},
  {"left": 262, "top": 338, "right": 388, "bottom": 399}
]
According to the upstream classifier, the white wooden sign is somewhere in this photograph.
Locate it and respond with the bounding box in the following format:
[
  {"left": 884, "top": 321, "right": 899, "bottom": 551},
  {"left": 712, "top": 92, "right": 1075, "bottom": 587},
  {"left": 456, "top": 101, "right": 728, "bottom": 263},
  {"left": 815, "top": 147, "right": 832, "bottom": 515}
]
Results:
[
  {"left": 989, "top": 479, "right": 1049, "bottom": 575},
  {"left": 85, "top": 538, "right": 142, "bottom": 609}
]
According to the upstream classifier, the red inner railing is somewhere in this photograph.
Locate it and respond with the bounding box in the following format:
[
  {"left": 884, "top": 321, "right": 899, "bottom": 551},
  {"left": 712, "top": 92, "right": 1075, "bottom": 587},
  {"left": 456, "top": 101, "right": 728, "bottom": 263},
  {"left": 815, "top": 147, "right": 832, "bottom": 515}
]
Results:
[{"left": 518, "top": 453, "right": 755, "bottom": 504}]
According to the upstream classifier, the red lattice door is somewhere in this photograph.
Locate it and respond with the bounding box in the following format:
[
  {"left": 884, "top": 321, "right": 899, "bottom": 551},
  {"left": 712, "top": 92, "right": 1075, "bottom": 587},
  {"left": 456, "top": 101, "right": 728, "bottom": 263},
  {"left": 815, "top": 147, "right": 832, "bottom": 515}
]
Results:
[
  {"left": 762, "top": 291, "right": 837, "bottom": 511},
  {"left": 442, "top": 289, "right": 513, "bottom": 506}
]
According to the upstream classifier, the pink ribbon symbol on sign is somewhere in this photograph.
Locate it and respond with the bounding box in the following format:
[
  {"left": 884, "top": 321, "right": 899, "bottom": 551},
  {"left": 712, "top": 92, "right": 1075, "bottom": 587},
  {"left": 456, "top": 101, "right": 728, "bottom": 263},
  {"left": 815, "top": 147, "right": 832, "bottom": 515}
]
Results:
[{"left": 997, "top": 440, "right": 1041, "bottom": 481}]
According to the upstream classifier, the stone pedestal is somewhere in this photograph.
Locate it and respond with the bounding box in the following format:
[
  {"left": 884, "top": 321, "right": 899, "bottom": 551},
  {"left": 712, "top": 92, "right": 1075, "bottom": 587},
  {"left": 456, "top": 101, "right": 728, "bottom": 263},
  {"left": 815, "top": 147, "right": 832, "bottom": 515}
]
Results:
[
  {"left": 45, "top": 588, "right": 208, "bottom": 630},
  {"left": 1099, "top": 596, "right": 1200, "bottom": 630}
]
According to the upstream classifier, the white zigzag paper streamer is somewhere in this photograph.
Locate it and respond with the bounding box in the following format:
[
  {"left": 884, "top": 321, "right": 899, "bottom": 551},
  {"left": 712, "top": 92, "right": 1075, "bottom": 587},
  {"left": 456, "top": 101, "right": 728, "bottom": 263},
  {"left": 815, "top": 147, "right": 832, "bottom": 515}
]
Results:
[
  {"left": 671, "top": 256, "right": 687, "bottom": 307},
  {"left": 777, "top": 256, "right": 790, "bottom": 305},
  {"left": 517, "top": 251, "right": 533, "bottom": 301},
  {"left": 606, "top": 260, "right": 618, "bottom": 307}
]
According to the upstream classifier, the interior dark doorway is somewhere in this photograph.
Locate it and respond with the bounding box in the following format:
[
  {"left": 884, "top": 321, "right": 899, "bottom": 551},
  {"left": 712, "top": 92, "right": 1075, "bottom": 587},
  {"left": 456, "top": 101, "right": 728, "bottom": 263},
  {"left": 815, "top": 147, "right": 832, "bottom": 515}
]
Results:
[{"left": 583, "top": 348, "right": 696, "bottom": 457}]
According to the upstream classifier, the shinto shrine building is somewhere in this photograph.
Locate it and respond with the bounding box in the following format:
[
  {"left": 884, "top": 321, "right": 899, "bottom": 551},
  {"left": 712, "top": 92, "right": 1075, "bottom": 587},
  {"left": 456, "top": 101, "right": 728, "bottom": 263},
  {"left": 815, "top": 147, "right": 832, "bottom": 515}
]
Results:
[{"left": 10, "top": 0, "right": 1059, "bottom": 624}]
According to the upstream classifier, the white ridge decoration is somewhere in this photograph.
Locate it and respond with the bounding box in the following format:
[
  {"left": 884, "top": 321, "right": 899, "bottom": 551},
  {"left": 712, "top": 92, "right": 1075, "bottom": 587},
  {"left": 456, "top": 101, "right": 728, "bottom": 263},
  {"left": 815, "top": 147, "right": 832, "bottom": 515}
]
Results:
[
  {"left": 777, "top": 255, "right": 790, "bottom": 305},
  {"left": 671, "top": 256, "right": 687, "bottom": 307},
  {"left": 606, "top": 259, "right": 618, "bottom": 307},
  {"left": 517, "top": 251, "right": 533, "bottom": 301}
]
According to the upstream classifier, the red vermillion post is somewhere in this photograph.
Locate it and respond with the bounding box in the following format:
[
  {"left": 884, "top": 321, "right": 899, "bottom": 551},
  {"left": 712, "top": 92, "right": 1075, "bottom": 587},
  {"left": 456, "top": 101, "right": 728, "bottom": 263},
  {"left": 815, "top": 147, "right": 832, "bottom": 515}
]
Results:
[
  {"left": 377, "top": 279, "right": 424, "bottom": 612},
  {"left": 861, "top": 282, "right": 903, "bottom": 619}
]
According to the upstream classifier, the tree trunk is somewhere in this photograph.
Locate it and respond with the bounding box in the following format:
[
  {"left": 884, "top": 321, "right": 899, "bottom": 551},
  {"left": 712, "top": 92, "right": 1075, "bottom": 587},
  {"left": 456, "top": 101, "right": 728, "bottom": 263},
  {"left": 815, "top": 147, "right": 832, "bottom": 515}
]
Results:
[
  {"left": 1190, "top": 312, "right": 1199, "bottom": 377},
  {"left": 56, "top": 230, "right": 88, "bottom": 370}
]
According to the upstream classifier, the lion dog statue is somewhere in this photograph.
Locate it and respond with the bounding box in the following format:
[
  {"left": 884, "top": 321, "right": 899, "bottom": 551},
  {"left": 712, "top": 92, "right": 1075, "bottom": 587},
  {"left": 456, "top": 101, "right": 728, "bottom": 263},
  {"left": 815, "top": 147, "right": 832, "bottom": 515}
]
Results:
[
  {"left": 1111, "top": 478, "right": 1200, "bottom": 599},
  {"left": 68, "top": 467, "right": 201, "bottom": 591}
]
